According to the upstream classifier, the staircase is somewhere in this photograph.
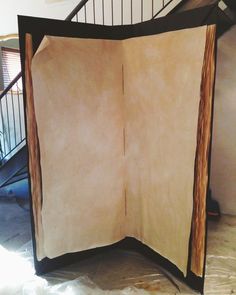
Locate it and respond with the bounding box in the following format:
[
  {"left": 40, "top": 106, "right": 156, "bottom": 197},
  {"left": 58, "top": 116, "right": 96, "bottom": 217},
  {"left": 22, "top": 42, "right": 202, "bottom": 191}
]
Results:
[
  {"left": 0, "top": 0, "right": 235, "bottom": 199},
  {"left": 0, "top": 72, "right": 27, "bottom": 198}
]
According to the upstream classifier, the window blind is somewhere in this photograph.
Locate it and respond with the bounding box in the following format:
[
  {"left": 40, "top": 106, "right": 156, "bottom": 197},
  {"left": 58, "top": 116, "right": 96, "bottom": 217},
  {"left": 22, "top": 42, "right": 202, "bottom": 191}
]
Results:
[{"left": 1, "top": 47, "right": 22, "bottom": 91}]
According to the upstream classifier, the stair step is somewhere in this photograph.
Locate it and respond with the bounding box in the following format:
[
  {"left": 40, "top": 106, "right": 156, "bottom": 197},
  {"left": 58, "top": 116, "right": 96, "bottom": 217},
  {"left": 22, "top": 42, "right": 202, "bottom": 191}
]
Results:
[{"left": 0, "top": 145, "right": 28, "bottom": 188}]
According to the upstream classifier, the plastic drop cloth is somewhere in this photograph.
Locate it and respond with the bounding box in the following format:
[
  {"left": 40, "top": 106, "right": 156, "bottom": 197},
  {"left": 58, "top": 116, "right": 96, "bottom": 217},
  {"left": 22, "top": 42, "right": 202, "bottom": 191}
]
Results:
[
  {"left": 0, "top": 215, "right": 235, "bottom": 294},
  {"left": 204, "top": 215, "right": 236, "bottom": 294}
]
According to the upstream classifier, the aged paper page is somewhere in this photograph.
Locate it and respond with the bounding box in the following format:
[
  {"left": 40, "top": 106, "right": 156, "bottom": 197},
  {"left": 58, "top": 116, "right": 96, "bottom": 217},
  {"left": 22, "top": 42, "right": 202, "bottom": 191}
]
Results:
[
  {"left": 123, "top": 26, "right": 207, "bottom": 275},
  {"left": 31, "top": 36, "right": 125, "bottom": 259}
]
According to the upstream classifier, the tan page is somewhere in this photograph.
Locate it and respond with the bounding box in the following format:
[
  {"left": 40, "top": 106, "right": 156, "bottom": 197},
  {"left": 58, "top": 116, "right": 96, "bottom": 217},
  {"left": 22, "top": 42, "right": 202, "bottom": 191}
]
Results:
[
  {"left": 123, "top": 26, "right": 207, "bottom": 275},
  {"left": 31, "top": 36, "right": 125, "bottom": 259}
]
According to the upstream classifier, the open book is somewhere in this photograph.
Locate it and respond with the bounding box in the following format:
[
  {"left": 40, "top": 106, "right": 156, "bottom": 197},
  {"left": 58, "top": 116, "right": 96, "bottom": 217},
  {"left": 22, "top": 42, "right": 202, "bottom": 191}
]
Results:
[{"left": 19, "top": 5, "right": 216, "bottom": 292}]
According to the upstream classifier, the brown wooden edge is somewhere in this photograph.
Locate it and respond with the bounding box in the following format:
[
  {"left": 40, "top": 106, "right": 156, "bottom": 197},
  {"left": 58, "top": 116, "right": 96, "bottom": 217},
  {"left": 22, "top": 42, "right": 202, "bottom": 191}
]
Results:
[
  {"left": 191, "top": 24, "right": 216, "bottom": 276},
  {"left": 25, "top": 33, "right": 44, "bottom": 259}
]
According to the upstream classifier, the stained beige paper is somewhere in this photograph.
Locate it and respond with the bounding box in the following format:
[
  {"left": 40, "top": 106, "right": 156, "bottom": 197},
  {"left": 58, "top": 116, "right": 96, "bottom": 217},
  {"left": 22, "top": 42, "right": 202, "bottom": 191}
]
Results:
[
  {"left": 123, "top": 27, "right": 207, "bottom": 273},
  {"left": 30, "top": 26, "right": 207, "bottom": 275},
  {"left": 32, "top": 37, "right": 125, "bottom": 259}
]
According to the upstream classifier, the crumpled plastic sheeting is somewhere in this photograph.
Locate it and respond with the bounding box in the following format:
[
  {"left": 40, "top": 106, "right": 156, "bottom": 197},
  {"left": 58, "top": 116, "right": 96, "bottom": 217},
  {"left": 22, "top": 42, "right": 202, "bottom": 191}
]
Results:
[
  {"left": 204, "top": 215, "right": 236, "bottom": 294},
  {"left": 0, "top": 215, "right": 235, "bottom": 294},
  {"left": 0, "top": 240, "right": 197, "bottom": 295},
  {"left": 0, "top": 243, "right": 149, "bottom": 295},
  {"left": 43, "top": 249, "right": 196, "bottom": 294},
  {"left": 0, "top": 243, "right": 45, "bottom": 295},
  {"left": 23, "top": 276, "right": 153, "bottom": 295}
]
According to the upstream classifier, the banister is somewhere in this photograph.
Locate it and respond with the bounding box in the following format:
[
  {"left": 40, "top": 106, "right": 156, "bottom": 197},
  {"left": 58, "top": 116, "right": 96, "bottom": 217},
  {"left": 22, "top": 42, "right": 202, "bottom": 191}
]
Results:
[
  {"left": 65, "top": 0, "right": 90, "bottom": 21},
  {"left": 0, "top": 72, "right": 22, "bottom": 100},
  {"left": 152, "top": 0, "right": 178, "bottom": 19}
]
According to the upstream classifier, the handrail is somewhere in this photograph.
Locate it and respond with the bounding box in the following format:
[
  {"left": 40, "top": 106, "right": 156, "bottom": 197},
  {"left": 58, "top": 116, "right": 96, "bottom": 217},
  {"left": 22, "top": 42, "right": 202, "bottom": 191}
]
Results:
[
  {"left": 65, "top": 0, "right": 90, "bottom": 21},
  {"left": 0, "top": 72, "right": 22, "bottom": 100},
  {"left": 152, "top": 0, "right": 179, "bottom": 19}
]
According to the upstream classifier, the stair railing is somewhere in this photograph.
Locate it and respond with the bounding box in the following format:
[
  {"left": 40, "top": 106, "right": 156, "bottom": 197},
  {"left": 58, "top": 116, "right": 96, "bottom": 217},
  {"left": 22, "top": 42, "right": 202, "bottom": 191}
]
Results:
[
  {"left": 0, "top": 73, "right": 25, "bottom": 165},
  {"left": 68, "top": 0, "right": 179, "bottom": 24},
  {"left": 0, "top": 0, "right": 181, "bottom": 166}
]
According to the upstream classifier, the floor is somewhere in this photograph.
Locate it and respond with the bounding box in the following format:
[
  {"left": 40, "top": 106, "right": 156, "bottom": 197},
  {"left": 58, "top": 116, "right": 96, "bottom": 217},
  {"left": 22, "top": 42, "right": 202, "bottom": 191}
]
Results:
[
  {"left": 0, "top": 198, "right": 235, "bottom": 294},
  {"left": 0, "top": 198, "right": 31, "bottom": 251}
]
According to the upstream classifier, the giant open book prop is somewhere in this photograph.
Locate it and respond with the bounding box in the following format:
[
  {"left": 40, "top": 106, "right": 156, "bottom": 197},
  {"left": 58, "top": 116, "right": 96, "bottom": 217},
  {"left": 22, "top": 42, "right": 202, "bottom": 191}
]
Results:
[{"left": 19, "top": 5, "right": 217, "bottom": 292}]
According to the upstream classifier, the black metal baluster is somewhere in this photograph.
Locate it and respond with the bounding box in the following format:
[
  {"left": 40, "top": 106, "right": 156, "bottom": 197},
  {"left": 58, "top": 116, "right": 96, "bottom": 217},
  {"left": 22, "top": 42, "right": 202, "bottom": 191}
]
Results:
[
  {"left": 131, "top": 0, "right": 133, "bottom": 24},
  {"left": 76, "top": 13, "right": 78, "bottom": 22},
  {"left": 121, "top": 0, "right": 123, "bottom": 25},
  {"left": 0, "top": 98, "right": 6, "bottom": 156},
  {"left": 111, "top": 0, "right": 114, "bottom": 25},
  {"left": 163, "top": 0, "right": 165, "bottom": 8},
  {"left": 65, "top": 0, "right": 90, "bottom": 21},
  {"left": 10, "top": 90, "right": 17, "bottom": 147},
  {"left": 141, "top": 0, "right": 143, "bottom": 22},
  {"left": 93, "top": 0, "right": 96, "bottom": 24},
  {"left": 5, "top": 94, "right": 11, "bottom": 152},
  {"left": 152, "top": 0, "right": 154, "bottom": 17},
  {"left": 16, "top": 83, "right": 22, "bottom": 142},
  {"left": 102, "top": 0, "right": 105, "bottom": 25},
  {"left": 84, "top": 4, "right": 87, "bottom": 23}
]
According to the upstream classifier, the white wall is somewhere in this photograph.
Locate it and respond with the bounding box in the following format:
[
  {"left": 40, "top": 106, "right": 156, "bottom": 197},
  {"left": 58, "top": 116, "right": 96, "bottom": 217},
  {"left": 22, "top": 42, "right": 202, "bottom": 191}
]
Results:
[
  {"left": 210, "top": 25, "right": 236, "bottom": 215},
  {"left": 0, "top": 0, "right": 79, "bottom": 36}
]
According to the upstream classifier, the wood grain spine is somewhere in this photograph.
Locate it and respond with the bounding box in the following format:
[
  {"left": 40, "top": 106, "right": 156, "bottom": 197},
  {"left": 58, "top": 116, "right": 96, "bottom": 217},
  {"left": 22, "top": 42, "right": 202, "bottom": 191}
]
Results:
[
  {"left": 191, "top": 25, "right": 216, "bottom": 276},
  {"left": 25, "top": 33, "right": 44, "bottom": 259}
]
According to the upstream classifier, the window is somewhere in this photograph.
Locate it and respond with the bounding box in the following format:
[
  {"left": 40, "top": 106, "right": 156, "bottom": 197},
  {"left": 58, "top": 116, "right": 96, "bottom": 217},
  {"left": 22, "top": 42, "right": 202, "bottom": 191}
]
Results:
[{"left": 1, "top": 47, "right": 22, "bottom": 91}]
